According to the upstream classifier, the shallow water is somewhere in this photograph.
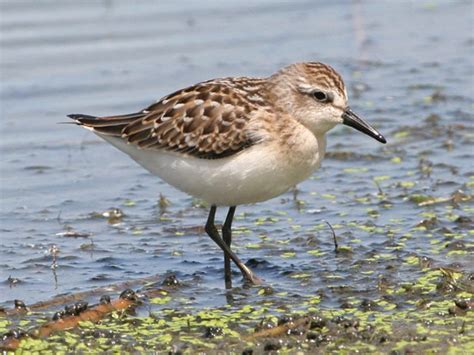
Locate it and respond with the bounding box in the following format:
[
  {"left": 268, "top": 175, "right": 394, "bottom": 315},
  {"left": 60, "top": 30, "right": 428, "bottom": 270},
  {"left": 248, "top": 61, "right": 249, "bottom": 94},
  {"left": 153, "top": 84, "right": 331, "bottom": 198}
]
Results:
[{"left": 1, "top": 0, "right": 473, "bottom": 348}]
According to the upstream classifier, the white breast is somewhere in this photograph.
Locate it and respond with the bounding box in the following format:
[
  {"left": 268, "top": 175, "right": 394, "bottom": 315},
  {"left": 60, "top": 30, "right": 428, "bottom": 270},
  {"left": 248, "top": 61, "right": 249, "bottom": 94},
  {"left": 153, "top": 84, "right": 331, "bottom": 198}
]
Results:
[{"left": 96, "top": 129, "right": 325, "bottom": 206}]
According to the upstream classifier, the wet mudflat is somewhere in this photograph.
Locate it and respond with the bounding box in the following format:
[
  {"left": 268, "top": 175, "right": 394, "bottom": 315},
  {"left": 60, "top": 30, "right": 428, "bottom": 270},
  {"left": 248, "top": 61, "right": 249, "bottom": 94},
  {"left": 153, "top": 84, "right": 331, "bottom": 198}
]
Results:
[{"left": 1, "top": 0, "right": 473, "bottom": 353}]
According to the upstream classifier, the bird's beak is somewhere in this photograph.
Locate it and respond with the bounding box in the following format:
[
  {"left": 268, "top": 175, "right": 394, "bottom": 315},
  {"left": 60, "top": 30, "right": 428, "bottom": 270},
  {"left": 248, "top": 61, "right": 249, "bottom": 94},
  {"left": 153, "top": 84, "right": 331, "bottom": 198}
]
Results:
[{"left": 342, "top": 107, "right": 386, "bottom": 144}]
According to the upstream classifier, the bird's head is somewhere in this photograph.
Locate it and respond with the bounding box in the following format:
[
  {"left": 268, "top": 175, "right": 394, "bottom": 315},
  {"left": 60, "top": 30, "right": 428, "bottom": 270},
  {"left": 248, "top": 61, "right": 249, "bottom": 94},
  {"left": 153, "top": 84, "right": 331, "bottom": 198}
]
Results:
[{"left": 268, "top": 62, "right": 386, "bottom": 144}]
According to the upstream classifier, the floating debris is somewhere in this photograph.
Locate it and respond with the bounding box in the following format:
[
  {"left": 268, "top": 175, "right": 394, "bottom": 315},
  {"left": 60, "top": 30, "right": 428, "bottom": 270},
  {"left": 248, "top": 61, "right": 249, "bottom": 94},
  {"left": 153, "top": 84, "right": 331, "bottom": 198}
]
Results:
[{"left": 56, "top": 231, "right": 91, "bottom": 238}]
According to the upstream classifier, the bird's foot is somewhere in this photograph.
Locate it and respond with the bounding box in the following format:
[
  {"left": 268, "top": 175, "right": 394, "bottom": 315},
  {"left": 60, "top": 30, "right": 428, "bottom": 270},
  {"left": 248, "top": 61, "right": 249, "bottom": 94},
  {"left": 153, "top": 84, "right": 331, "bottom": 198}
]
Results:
[{"left": 242, "top": 268, "right": 263, "bottom": 287}]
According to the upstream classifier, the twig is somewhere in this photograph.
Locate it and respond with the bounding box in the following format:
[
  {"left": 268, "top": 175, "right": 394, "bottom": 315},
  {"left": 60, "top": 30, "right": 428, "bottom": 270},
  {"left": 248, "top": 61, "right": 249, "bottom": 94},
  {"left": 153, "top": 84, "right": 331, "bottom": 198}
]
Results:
[
  {"left": 2, "top": 273, "right": 162, "bottom": 316},
  {"left": 1, "top": 294, "right": 138, "bottom": 351},
  {"left": 374, "top": 180, "right": 384, "bottom": 197},
  {"left": 244, "top": 316, "right": 311, "bottom": 340},
  {"left": 418, "top": 196, "right": 454, "bottom": 207},
  {"left": 324, "top": 220, "right": 338, "bottom": 253},
  {"left": 1, "top": 279, "right": 174, "bottom": 351}
]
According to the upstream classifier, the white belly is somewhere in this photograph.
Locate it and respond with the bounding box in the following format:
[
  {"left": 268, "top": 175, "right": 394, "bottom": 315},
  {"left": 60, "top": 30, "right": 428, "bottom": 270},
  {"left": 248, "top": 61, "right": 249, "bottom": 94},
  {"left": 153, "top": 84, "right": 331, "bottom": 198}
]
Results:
[{"left": 98, "top": 133, "right": 324, "bottom": 206}]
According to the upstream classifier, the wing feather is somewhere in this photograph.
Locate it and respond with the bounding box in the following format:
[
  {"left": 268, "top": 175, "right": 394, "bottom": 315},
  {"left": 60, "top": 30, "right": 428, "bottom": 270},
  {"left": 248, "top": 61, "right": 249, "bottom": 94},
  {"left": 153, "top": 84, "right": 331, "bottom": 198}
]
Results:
[{"left": 70, "top": 77, "right": 271, "bottom": 159}]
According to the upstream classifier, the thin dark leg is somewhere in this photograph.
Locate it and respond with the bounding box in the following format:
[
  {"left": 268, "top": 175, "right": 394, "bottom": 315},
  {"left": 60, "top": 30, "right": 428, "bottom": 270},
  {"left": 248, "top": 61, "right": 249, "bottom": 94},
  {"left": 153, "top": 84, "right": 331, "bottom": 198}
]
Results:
[
  {"left": 222, "top": 206, "right": 236, "bottom": 289},
  {"left": 205, "top": 206, "right": 262, "bottom": 285}
]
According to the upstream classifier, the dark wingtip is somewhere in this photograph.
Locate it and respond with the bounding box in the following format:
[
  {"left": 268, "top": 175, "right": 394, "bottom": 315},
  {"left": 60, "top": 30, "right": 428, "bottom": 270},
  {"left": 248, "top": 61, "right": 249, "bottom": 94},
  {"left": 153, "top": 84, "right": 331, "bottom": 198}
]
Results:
[{"left": 68, "top": 114, "right": 96, "bottom": 120}]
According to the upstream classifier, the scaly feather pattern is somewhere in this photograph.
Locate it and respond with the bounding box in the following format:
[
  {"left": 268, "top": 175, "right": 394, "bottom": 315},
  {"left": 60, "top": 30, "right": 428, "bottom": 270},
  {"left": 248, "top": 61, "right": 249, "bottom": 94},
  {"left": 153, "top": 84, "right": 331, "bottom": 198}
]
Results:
[{"left": 70, "top": 77, "right": 273, "bottom": 159}]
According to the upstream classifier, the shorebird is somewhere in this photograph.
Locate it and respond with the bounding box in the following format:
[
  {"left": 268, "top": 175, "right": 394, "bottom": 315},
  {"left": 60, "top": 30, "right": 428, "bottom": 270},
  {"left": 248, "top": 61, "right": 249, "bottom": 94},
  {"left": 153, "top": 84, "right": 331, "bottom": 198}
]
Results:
[{"left": 69, "top": 62, "right": 386, "bottom": 288}]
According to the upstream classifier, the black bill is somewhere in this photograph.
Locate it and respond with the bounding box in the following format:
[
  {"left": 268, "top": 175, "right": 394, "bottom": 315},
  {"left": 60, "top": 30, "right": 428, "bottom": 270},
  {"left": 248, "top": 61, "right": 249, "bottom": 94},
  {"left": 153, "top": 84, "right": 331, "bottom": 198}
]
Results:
[{"left": 342, "top": 107, "right": 386, "bottom": 144}]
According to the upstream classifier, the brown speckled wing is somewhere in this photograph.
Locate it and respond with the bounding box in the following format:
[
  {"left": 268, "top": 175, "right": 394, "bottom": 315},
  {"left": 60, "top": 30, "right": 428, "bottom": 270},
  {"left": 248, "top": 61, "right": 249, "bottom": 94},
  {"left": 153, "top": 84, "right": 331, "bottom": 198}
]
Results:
[{"left": 120, "top": 78, "right": 270, "bottom": 159}]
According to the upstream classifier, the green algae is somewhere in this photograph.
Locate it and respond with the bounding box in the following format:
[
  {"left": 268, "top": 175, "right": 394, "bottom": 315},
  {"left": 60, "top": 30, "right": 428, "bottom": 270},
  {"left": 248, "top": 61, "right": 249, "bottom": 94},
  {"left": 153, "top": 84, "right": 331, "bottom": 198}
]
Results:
[{"left": 11, "top": 264, "right": 472, "bottom": 353}]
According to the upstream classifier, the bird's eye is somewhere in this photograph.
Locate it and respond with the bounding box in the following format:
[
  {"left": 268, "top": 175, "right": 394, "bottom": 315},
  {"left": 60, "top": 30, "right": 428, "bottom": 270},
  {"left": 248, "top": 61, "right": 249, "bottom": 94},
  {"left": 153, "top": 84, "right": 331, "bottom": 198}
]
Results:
[{"left": 312, "top": 91, "right": 329, "bottom": 102}]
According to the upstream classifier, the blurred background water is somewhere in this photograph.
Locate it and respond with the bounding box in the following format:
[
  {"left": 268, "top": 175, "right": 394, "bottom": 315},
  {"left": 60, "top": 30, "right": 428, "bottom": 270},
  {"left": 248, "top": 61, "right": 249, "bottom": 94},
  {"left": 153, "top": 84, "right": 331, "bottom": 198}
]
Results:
[{"left": 0, "top": 0, "right": 473, "bottom": 309}]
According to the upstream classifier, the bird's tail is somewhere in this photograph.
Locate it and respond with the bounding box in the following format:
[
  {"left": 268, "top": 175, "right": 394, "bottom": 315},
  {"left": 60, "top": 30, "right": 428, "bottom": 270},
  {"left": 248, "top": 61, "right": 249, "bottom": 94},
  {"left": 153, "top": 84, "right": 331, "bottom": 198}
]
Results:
[{"left": 68, "top": 112, "right": 147, "bottom": 136}]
